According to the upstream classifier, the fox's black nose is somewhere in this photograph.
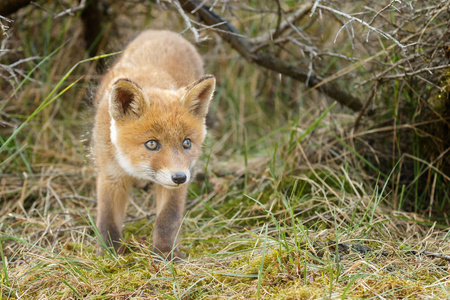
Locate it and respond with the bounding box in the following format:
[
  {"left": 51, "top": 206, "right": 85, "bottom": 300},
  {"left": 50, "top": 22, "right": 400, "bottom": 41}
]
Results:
[{"left": 172, "top": 173, "right": 187, "bottom": 184}]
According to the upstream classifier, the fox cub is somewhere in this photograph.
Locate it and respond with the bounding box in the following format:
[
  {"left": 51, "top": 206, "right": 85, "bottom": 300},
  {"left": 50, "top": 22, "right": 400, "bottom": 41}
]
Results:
[{"left": 92, "top": 30, "right": 215, "bottom": 259}]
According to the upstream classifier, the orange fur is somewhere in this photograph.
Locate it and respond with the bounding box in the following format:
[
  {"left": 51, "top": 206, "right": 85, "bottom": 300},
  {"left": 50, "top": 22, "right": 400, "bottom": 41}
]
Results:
[{"left": 92, "top": 30, "right": 215, "bottom": 259}]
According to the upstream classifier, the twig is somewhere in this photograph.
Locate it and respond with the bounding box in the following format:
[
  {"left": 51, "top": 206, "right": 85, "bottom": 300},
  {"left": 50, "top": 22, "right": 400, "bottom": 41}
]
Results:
[
  {"left": 0, "top": 15, "right": 12, "bottom": 22},
  {"left": 171, "top": 0, "right": 206, "bottom": 43},
  {"left": 0, "top": 15, "right": 12, "bottom": 37},
  {"left": 60, "top": 194, "right": 96, "bottom": 203},
  {"left": 248, "top": 3, "right": 313, "bottom": 45},
  {"left": 367, "top": 0, "right": 402, "bottom": 26},
  {"left": 315, "top": 4, "right": 408, "bottom": 49},
  {"left": 272, "top": 0, "right": 283, "bottom": 40},
  {"left": 54, "top": 0, "right": 86, "bottom": 18},
  {"left": 190, "top": 19, "right": 244, "bottom": 37},
  {"left": 408, "top": 249, "right": 450, "bottom": 262},
  {"left": 310, "top": 0, "right": 321, "bottom": 16},
  {"left": 30, "top": 1, "right": 56, "bottom": 16},
  {"left": 356, "top": 51, "right": 424, "bottom": 87},
  {"left": 376, "top": 64, "right": 450, "bottom": 81},
  {"left": 30, "top": 0, "right": 86, "bottom": 18},
  {"left": 287, "top": 37, "right": 358, "bottom": 61},
  {"left": 7, "top": 56, "right": 40, "bottom": 68}
]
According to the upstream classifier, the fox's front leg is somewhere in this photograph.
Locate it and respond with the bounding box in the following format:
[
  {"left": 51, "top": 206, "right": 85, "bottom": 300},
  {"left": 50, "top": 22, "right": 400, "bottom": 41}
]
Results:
[
  {"left": 153, "top": 185, "right": 187, "bottom": 260},
  {"left": 96, "top": 173, "right": 131, "bottom": 254}
]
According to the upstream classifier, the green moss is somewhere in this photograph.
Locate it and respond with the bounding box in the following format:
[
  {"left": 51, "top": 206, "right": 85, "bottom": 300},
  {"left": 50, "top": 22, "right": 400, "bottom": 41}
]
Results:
[
  {"left": 123, "top": 218, "right": 154, "bottom": 237},
  {"left": 265, "top": 279, "right": 322, "bottom": 299},
  {"left": 64, "top": 242, "right": 95, "bottom": 254},
  {"left": 187, "top": 237, "right": 229, "bottom": 256}
]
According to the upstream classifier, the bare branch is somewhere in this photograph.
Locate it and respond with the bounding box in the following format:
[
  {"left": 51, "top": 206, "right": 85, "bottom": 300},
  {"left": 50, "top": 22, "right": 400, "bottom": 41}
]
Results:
[
  {"left": 178, "top": 0, "right": 363, "bottom": 111},
  {"left": 172, "top": 0, "right": 206, "bottom": 43}
]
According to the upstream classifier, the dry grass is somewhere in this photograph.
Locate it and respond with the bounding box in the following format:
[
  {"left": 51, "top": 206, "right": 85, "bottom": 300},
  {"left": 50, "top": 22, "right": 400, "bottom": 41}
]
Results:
[{"left": 1, "top": 0, "right": 449, "bottom": 299}]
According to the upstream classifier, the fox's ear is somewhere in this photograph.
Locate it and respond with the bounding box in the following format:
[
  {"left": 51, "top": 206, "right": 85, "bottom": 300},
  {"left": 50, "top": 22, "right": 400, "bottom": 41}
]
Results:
[
  {"left": 181, "top": 75, "right": 215, "bottom": 118},
  {"left": 109, "top": 79, "right": 147, "bottom": 121}
]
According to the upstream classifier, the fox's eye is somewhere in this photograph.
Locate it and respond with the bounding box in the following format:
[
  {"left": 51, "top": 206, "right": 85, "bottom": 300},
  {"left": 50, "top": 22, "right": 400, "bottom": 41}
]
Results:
[
  {"left": 145, "top": 140, "right": 160, "bottom": 151},
  {"left": 182, "top": 138, "right": 191, "bottom": 150}
]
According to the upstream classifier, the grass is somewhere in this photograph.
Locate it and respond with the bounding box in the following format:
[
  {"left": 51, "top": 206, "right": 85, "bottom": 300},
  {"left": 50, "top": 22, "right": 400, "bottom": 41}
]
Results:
[{"left": 1, "top": 1, "right": 449, "bottom": 299}]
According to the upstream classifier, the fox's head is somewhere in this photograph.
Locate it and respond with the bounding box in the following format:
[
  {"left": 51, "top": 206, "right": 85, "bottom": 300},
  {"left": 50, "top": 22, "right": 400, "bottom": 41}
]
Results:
[{"left": 108, "top": 75, "right": 215, "bottom": 189}]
